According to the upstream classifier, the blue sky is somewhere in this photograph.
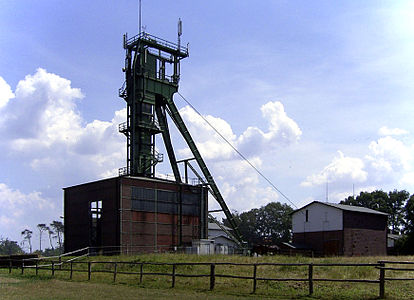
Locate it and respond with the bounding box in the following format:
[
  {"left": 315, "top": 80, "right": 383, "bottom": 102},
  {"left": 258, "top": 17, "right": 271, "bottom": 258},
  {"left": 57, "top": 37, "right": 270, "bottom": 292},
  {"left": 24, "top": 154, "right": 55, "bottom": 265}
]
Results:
[{"left": 1, "top": 1, "right": 414, "bottom": 251}]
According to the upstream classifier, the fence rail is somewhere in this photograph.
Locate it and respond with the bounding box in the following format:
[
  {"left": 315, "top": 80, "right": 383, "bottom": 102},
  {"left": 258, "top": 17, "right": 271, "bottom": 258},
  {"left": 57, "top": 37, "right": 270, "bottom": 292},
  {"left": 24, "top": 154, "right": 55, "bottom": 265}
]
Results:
[{"left": 2, "top": 258, "right": 414, "bottom": 298}]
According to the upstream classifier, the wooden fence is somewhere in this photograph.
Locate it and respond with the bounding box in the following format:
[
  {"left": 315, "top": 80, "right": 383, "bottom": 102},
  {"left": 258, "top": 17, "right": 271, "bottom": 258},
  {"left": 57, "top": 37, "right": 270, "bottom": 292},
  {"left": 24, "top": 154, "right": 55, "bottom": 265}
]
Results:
[{"left": 2, "top": 258, "right": 414, "bottom": 298}]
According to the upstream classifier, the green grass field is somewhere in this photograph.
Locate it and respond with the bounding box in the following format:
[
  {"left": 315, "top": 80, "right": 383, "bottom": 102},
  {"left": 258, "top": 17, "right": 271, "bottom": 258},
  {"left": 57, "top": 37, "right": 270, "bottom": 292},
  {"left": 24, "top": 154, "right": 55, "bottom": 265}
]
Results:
[{"left": 1, "top": 254, "right": 413, "bottom": 299}]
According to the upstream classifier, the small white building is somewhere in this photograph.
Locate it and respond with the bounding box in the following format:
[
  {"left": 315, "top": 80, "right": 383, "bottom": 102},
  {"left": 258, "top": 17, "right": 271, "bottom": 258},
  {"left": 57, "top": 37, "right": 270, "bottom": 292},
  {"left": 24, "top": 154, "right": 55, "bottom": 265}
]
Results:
[
  {"left": 191, "top": 239, "right": 215, "bottom": 255},
  {"left": 387, "top": 234, "right": 403, "bottom": 248},
  {"left": 208, "top": 223, "right": 238, "bottom": 254}
]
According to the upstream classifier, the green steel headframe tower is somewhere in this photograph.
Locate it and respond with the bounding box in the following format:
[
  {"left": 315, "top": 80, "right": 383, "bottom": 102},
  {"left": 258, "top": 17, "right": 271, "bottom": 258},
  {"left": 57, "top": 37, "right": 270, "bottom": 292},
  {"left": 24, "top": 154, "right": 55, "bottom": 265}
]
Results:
[{"left": 118, "top": 26, "right": 244, "bottom": 246}]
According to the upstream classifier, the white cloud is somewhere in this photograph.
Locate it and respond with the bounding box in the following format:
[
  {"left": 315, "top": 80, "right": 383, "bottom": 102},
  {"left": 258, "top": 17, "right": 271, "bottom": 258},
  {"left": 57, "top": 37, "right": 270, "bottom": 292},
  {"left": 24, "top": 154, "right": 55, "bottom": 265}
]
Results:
[
  {"left": 261, "top": 101, "right": 302, "bottom": 144},
  {"left": 0, "top": 77, "right": 14, "bottom": 110},
  {"left": 378, "top": 126, "right": 409, "bottom": 136},
  {"left": 302, "top": 131, "right": 414, "bottom": 200},
  {"left": 178, "top": 106, "right": 237, "bottom": 160},
  {"left": 177, "top": 101, "right": 300, "bottom": 212},
  {"left": 366, "top": 136, "right": 412, "bottom": 173},
  {"left": 1, "top": 70, "right": 298, "bottom": 238},
  {"left": 179, "top": 101, "right": 302, "bottom": 161},
  {"left": 301, "top": 151, "right": 367, "bottom": 187},
  {"left": 210, "top": 157, "right": 280, "bottom": 213},
  {"left": 0, "top": 182, "right": 62, "bottom": 251},
  {"left": 8, "top": 68, "right": 83, "bottom": 142},
  {"left": 237, "top": 101, "right": 302, "bottom": 155},
  {"left": 0, "top": 183, "right": 55, "bottom": 229},
  {"left": 0, "top": 69, "right": 126, "bottom": 182},
  {"left": 0, "top": 69, "right": 128, "bottom": 247}
]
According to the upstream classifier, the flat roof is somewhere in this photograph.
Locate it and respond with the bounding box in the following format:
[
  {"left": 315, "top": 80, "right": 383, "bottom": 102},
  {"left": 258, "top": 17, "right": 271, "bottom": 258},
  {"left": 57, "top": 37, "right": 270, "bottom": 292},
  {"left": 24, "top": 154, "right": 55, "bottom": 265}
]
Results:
[{"left": 63, "top": 175, "right": 202, "bottom": 190}]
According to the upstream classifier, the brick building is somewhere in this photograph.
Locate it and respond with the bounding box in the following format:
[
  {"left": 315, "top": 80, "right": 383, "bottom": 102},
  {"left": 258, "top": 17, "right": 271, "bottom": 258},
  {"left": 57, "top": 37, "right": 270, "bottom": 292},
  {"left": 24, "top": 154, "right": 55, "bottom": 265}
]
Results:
[
  {"left": 64, "top": 176, "right": 208, "bottom": 254},
  {"left": 291, "top": 201, "right": 388, "bottom": 256}
]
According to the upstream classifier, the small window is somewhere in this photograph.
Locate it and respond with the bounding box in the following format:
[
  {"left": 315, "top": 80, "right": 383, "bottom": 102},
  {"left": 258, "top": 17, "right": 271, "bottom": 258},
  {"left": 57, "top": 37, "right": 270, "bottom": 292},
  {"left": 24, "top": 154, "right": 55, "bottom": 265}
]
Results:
[
  {"left": 305, "top": 209, "right": 309, "bottom": 222},
  {"left": 90, "top": 200, "right": 102, "bottom": 219}
]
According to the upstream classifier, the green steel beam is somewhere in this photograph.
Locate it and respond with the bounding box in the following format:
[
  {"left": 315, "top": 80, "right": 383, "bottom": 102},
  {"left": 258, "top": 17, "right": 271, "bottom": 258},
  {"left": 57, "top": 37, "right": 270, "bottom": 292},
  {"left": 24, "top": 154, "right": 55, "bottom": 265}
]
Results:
[
  {"left": 164, "top": 96, "right": 244, "bottom": 245},
  {"left": 120, "top": 32, "right": 244, "bottom": 246},
  {"left": 155, "top": 97, "right": 182, "bottom": 183}
]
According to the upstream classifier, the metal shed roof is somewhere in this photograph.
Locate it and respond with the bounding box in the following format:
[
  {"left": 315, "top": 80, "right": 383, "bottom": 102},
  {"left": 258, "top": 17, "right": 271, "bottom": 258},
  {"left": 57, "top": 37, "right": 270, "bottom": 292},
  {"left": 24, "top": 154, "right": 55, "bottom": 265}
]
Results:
[
  {"left": 208, "top": 223, "right": 232, "bottom": 231},
  {"left": 292, "top": 201, "right": 389, "bottom": 216}
]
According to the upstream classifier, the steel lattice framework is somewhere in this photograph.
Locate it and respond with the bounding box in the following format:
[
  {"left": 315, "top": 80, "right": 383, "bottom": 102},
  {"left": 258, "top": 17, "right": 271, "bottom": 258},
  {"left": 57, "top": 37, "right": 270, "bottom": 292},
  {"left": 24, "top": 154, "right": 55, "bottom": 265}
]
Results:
[{"left": 118, "top": 30, "right": 243, "bottom": 246}]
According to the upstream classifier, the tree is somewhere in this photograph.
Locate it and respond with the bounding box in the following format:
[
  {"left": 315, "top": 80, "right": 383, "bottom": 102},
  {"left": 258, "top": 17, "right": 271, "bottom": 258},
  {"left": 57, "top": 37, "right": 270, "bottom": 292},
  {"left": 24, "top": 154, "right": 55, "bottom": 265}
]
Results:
[
  {"left": 341, "top": 190, "right": 389, "bottom": 211},
  {"left": 225, "top": 202, "right": 293, "bottom": 247},
  {"left": 403, "top": 195, "right": 414, "bottom": 234},
  {"left": 50, "top": 220, "right": 64, "bottom": 250},
  {"left": 388, "top": 190, "right": 409, "bottom": 234},
  {"left": 21, "top": 229, "right": 33, "bottom": 253},
  {"left": 46, "top": 226, "right": 54, "bottom": 250},
  {"left": 341, "top": 190, "right": 408, "bottom": 233},
  {"left": 256, "top": 202, "right": 293, "bottom": 244},
  {"left": 230, "top": 208, "right": 261, "bottom": 246},
  {"left": 37, "top": 223, "right": 47, "bottom": 251},
  {"left": 0, "top": 238, "right": 23, "bottom": 255}
]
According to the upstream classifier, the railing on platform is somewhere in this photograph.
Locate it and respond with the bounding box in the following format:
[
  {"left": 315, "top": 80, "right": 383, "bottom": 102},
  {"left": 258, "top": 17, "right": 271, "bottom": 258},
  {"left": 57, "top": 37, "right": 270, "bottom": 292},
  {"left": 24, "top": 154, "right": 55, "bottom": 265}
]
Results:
[{"left": 125, "top": 32, "right": 188, "bottom": 56}]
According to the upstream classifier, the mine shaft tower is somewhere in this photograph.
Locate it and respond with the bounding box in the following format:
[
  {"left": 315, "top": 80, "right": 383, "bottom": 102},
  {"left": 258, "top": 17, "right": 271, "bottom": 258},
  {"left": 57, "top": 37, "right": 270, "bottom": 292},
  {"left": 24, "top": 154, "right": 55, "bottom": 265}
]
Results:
[{"left": 118, "top": 24, "right": 243, "bottom": 246}]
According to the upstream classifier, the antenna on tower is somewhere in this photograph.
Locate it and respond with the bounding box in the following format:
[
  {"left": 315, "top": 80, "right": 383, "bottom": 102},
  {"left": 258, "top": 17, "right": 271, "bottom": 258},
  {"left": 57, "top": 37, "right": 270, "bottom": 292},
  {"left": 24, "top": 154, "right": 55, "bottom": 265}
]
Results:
[
  {"left": 353, "top": 183, "right": 355, "bottom": 198},
  {"left": 139, "top": 0, "right": 142, "bottom": 34},
  {"left": 178, "top": 18, "right": 182, "bottom": 49}
]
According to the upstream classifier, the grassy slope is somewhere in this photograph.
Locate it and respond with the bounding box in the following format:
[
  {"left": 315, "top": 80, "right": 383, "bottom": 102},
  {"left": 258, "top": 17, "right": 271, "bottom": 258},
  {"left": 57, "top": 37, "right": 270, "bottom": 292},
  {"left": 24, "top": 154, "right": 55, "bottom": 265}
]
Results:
[
  {"left": 0, "top": 276, "right": 263, "bottom": 300},
  {"left": 1, "top": 254, "right": 413, "bottom": 299}
]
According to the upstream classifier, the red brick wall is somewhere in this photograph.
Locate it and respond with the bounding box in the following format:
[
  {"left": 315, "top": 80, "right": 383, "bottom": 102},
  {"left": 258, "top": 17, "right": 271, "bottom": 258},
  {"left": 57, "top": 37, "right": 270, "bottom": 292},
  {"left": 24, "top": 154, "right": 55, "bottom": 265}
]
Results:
[
  {"left": 65, "top": 176, "right": 208, "bottom": 254},
  {"left": 343, "top": 228, "right": 386, "bottom": 256},
  {"left": 120, "top": 177, "right": 207, "bottom": 253},
  {"left": 343, "top": 211, "right": 387, "bottom": 256}
]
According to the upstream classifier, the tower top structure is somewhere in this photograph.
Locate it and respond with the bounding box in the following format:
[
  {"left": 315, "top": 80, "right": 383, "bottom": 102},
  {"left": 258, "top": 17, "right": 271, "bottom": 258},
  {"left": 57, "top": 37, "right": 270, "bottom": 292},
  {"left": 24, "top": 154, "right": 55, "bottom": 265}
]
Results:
[{"left": 118, "top": 22, "right": 244, "bottom": 246}]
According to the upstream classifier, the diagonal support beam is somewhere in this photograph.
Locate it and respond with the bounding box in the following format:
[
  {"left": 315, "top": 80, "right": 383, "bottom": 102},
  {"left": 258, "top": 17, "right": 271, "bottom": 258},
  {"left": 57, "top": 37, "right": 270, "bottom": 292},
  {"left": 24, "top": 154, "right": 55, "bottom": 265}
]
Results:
[
  {"left": 155, "top": 95, "right": 181, "bottom": 183},
  {"left": 164, "top": 96, "right": 243, "bottom": 246}
]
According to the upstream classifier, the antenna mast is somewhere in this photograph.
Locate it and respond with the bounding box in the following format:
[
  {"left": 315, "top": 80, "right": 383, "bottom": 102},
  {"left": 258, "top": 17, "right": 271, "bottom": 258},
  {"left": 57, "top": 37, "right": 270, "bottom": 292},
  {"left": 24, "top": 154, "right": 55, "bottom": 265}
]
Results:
[
  {"left": 178, "top": 18, "right": 182, "bottom": 49},
  {"left": 139, "top": 0, "right": 142, "bottom": 34}
]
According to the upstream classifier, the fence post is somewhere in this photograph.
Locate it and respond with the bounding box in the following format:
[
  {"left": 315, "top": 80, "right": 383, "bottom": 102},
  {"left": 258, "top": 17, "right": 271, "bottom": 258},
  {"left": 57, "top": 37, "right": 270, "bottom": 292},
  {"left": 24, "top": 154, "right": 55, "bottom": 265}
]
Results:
[
  {"left": 308, "top": 263, "right": 314, "bottom": 295},
  {"left": 379, "top": 262, "right": 385, "bottom": 299},
  {"left": 252, "top": 264, "right": 257, "bottom": 293},
  {"left": 88, "top": 261, "right": 91, "bottom": 280},
  {"left": 59, "top": 256, "right": 62, "bottom": 270},
  {"left": 35, "top": 261, "right": 38, "bottom": 276},
  {"left": 52, "top": 261, "right": 55, "bottom": 276},
  {"left": 171, "top": 264, "right": 176, "bottom": 288},
  {"left": 21, "top": 261, "right": 24, "bottom": 275},
  {"left": 9, "top": 259, "right": 12, "bottom": 273},
  {"left": 139, "top": 263, "right": 143, "bottom": 283},
  {"left": 70, "top": 261, "right": 73, "bottom": 280},
  {"left": 113, "top": 262, "right": 117, "bottom": 282},
  {"left": 210, "top": 263, "right": 215, "bottom": 291}
]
